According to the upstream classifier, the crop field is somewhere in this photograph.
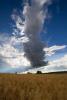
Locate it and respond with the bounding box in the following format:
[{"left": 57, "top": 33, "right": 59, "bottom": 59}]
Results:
[{"left": 0, "top": 73, "right": 67, "bottom": 100}]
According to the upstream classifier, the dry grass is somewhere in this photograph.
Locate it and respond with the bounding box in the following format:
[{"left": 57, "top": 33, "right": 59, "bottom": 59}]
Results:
[{"left": 0, "top": 73, "right": 67, "bottom": 100}]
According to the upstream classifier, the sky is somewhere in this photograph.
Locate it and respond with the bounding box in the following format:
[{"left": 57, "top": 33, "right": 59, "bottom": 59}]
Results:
[{"left": 0, "top": 0, "right": 67, "bottom": 73}]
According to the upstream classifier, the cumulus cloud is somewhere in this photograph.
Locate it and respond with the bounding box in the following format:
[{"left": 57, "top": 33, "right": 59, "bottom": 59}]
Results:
[
  {"left": 44, "top": 45, "right": 67, "bottom": 56},
  {"left": 0, "top": 35, "right": 31, "bottom": 68}
]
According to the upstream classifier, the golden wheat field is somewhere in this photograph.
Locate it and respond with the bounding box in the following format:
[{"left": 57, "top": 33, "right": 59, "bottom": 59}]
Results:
[{"left": 0, "top": 73, "right": 67, "bottom": 100}]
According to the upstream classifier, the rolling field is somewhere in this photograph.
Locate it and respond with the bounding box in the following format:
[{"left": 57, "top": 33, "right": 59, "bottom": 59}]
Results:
[{"left": 0, "top": 73, "right": 67, "bottom": 100}]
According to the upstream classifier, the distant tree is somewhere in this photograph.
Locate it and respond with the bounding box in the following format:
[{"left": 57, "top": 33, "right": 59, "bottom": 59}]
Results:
[
  {"left": 27, "top": 72, "right": 32, "bottom": 74},
  {"left": 15, "top": 72, "right": 17, "bottom": 74},
  {"left": 36, "top": 71, "right": 42, "bottom": 74}
]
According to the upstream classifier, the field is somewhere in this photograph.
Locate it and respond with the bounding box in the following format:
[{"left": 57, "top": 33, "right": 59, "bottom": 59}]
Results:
[{"left": 0, "top": 73, "right": 67, "bottom": 100}]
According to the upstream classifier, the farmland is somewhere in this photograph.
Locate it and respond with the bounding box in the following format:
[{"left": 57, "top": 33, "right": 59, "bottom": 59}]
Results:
[{"left": 0, "top": 72, "right": 67, "bottom": 100}]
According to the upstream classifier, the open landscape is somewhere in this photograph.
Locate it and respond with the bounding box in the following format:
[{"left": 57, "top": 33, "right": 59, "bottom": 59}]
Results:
[
  {"left": 0, "top": 72, "right": 67, "bottom": 100},
  {"left": 0, "top": 0, "right": 67, "bottom": 100}
]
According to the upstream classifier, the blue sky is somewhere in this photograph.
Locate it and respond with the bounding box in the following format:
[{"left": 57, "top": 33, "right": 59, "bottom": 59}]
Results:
[
  {"left": 0, "top": 0, "right": 67, "bottom": 45},
  {"left": 0, "top": 0, "right": 67, "bottom": 73}
]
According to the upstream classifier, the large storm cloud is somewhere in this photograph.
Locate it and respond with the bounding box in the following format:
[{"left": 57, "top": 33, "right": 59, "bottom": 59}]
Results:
[{"left": 12, "top": 0, "right": 51, "bottom": 67}]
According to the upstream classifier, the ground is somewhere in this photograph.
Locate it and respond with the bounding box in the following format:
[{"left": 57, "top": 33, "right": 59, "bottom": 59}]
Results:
[{"left": 0, "top": 72, "right": 67, "bottom": 100}]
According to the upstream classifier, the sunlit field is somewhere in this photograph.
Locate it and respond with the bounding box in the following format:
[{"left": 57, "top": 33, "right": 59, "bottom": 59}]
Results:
[{"left": 0, "top": 73, "right": 67, "bottom": 100}]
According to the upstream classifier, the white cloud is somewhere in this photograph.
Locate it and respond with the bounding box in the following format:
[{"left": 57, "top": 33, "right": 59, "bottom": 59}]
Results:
[
  {"left": 35, "top": 0, "right": 51, "bottom": 7},
  {"left": 11, "top": 0, "right": 52, "bottom": 67},
  {"left": 0, "top": 0, "right": 67, "bottom": 72},
  {"left": 0, "top": 36, "right": 67, "bottom": 69},
  {"left": 0, "top": 33, "right": 67, "bottom": 70},
  {"left": 49, "top": 54, "right": 67, "bottom": 68},
  {"left": 11, "top": 14, "right": 25, "bottom": 36},
  {"left": 0, "top": 36, "right": 31, "bottom": 68},
  {"left": 21, "top": 54, "right": 67, "bottom": 74},
  {"left": 44, "top": 45, "right": 67, "bottom": 56}
]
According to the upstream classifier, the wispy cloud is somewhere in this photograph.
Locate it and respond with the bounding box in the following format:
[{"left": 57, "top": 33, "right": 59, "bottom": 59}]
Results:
[{"left": 44, "top": 45, "right": 67, "bottom": 56}]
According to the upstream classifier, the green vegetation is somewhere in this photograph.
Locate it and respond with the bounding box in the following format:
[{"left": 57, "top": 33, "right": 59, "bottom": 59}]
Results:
[{"left": 0, "top": 73, "right": 67, "bottom": 100}]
